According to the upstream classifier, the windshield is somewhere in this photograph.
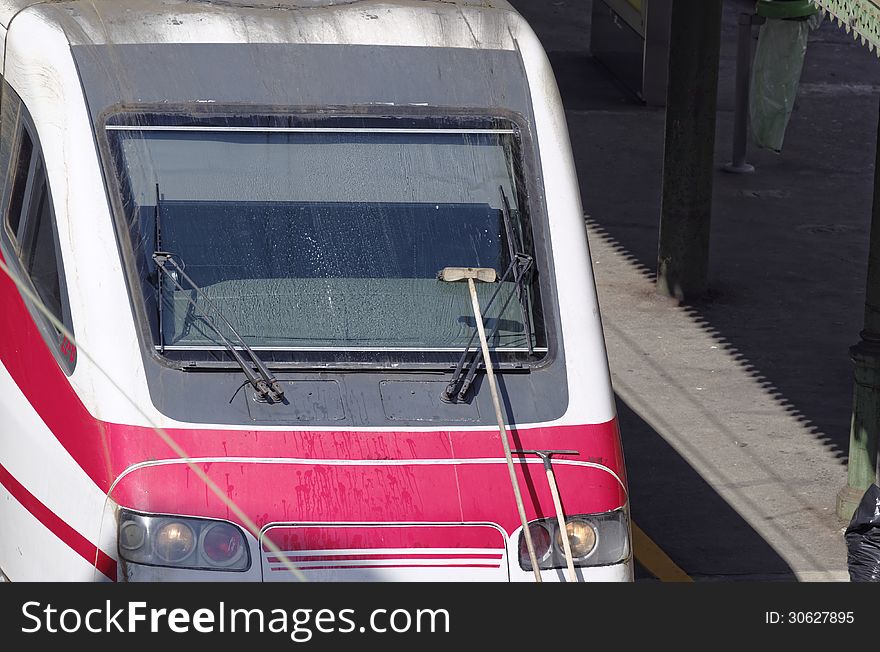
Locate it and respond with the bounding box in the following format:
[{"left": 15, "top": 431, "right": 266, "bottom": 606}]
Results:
[{"left": 107, "top": 118, "right": 546, "bottom": 362}]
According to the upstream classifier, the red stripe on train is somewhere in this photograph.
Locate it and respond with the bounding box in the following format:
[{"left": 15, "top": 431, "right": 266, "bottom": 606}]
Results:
[
  {"left": 271, "top": 564, "right": 502, "bottom": 571},
  {"left": 0, "top": 462, "right": 116, "bottom": 580}
]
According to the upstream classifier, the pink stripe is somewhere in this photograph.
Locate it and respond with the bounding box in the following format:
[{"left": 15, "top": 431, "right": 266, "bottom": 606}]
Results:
[{"left": 271, "top": 563, "right": 501, "bottom": 571}]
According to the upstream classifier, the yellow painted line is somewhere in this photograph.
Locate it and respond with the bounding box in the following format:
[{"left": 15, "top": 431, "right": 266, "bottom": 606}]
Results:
[{"left": 632, "top": 522, "right": 693, "bottom": 582}]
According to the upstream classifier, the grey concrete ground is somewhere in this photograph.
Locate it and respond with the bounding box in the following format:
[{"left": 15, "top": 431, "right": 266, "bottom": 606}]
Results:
[{"left": 509, "top": 0, "right": 880, "bottom": 580}]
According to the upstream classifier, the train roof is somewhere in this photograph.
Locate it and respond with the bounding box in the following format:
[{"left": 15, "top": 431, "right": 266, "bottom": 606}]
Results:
[
  {"left": 0, "top": 1, "right": 520, "bottom": 41},
  {"left": 0, "top": 0, "right": 543, "bottom": 124},
  {"left": 0, "top": 1, "right": 514, "bottom": 24}
]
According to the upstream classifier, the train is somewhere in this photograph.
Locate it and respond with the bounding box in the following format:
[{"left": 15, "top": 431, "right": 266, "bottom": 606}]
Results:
[{"left": 0, "top": 0, "right": 631, "bottom": 582}]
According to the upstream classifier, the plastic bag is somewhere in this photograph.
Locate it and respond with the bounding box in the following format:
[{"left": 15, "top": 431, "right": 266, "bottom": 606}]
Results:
[
  {"left": 845, "top": 483, "right": 880, "bottom": 582},
  {"left": 749, "top": 13, "right": 822, "bottom": 152}
]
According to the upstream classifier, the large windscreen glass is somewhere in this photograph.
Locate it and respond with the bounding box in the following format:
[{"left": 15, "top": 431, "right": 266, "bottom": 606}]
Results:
[{"left": 107, "top": 121, "right": 545, "bottom": 359}]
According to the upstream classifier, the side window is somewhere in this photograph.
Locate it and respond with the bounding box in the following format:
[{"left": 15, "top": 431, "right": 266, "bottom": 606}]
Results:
[
  {"left": 0, "top": 85, "right": 76, "bottom": 373},
  {"left": 21, "top": 160, "right": 63, "bottom": 324},
  {"left": 7, "top": 129, "right": 32, "bottom": 244},
  {"left": 0, "top": 80, "right": 21, "bottom": 219}
]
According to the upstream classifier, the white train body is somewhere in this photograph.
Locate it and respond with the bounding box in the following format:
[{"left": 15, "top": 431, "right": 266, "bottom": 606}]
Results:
[{"left": 0, "top": 0, "right": 630, "bottom": 582}]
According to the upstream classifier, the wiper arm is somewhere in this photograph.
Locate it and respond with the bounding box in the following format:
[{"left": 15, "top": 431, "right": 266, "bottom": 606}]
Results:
[
  {"left": 499, "top": 185, "right": 535, "bottom": 356},
  {"left": 155, "top": 184, "right": 165, "bottom": 354},
  {"left": 440, "top": 254, "right": 529, "bottom": 403},
  {"left": 440, "top": 189, "right": 535, "bottom": 404},
  {"left": 153, "top": 252, "right": 285, "bottom": 403},
  {"left": 454, "top": 255, "right": 531, "bottom": 401}
]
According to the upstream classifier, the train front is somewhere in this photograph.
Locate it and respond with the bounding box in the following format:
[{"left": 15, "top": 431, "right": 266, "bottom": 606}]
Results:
[{"left": 68, "top": 1, "right": 632, "bottom": 582}]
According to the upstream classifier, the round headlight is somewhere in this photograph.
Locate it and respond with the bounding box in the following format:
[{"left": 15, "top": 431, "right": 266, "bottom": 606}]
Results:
[
  {"left": 556, "top": 518, "right": 598, "bottom": 559},
  {"left": 119, "top": 520, "right": 146, "bottom": 551},
  {"left": 154, "top": 521, "right": 196, "bottom": 563},
  {"left": 519, "top": 522, "right": 552, "bottom": 565},
  {"left": 200, "top": 522, "right": 246, "bottom": 567}
]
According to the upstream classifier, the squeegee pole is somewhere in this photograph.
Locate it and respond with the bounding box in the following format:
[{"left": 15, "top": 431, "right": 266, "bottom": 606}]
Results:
[
  {"left": 466, "top": 277, "right": 542, "bottom": 582},
  {"left": 543, "top": 459, "right": 578, "bottom": 582}
]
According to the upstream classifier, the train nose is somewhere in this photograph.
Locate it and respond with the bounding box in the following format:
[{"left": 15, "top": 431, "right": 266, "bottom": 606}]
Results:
[
  {"left": 108, "top": 454, "right": 627, "bottom": 581},
  {"left": 109, "top": 459, "right": 516, "bottom": 581}
]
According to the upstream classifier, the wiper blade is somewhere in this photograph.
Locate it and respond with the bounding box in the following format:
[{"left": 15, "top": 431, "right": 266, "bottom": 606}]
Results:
[
  {"left": 153, "top": 252, "right": 285, "bottom": 403},
  {"left": 500, "top": 185, "right": 535, "bottom": 356},
  {"left": 441, "top": 255, "right": 531, "bottom": 403},
  {"left": 440, "top": 254, "right": 531, "bottom": 403},
  {"left": 155, "top": 184, "right": 165, "bottom": 354},
  {"left": 440, "top": 188, "right": 535, "bottom": 404},
  {"left": 454, "top": 256, "right": 531, "bottom": 401}
]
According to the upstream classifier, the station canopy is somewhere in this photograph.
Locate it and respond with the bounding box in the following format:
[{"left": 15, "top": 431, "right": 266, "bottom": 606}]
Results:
[{"left": 812, "top": 0, "right": 880, "bottom": 53}]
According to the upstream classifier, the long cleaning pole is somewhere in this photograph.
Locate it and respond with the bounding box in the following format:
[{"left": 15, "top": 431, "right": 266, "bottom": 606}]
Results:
[
  {"left": 543, "top": 457, "right": 577, "bottom": 581},
  {"left": 466, "top": 277, "right": 542, "bottom": 582}
]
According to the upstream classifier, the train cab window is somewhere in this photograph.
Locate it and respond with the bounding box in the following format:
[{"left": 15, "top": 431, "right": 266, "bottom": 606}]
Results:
[{"left": 108, "top": 116, "right": 548, "bottom": 367}]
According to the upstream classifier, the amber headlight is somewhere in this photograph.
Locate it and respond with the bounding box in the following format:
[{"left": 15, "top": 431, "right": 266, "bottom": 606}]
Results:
[
  {"left": 117, "top": 510, "right": 250, "bottom": 571},
  {"left": 519, "top": 508, "right": 630, "bottom": 571},
  {"left": 555, "top": 518, "right": 599, "bottom": 560},
  {"left": 154, "top": 521, "right": 196, "bottom": 564}
]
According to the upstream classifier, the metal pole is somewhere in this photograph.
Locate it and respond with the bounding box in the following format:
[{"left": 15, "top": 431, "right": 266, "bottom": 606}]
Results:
[
  {"left": 724, "top": 13, "right": 758, "bottom": 174},
  {"left": 545, "top": 464, "right": 577, "bottom": 582},
  {"left": 837, "top": 107, "right": 880, "bottom": 520},
  {"left": 657, "top": 0, "right": 723, "bottom": 301},
  {"left": 465, "top": 277, "right": 542, "bottom": 582}
]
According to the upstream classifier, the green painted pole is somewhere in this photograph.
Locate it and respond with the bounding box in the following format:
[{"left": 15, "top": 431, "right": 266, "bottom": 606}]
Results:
[
  {"left": 837, "top": 106, "right": 880, "bottom": 521},
  {"left": 657, "top": 0, "right": 723, "bottom": 301}
]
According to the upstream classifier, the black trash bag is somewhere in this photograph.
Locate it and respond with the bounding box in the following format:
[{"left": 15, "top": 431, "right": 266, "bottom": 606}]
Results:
[{"left": 845, "top": 484, "right": 880, "bottom": 582}]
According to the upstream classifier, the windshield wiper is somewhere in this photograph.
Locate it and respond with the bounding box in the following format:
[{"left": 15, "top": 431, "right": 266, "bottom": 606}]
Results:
[
  {"left": 152, "top": 252, "right": 285, "bottom": 403},
  {"left": 456, "top": 256, "right": 532, "bottom": 400},
  {"left": 499, "top": 185, "right": 535, "bottom": 356},
  {"left": 440, "top": 186, "right": 536, "bottom": 404},
  {"left": 440, "top": 254, "right": 532, "bottom": 403},
  {"left": 440, "top": 186, "right": 536, "bottom": 403},
  {"left": 155, "top": 184, "right": 166, "bottom": 354}
]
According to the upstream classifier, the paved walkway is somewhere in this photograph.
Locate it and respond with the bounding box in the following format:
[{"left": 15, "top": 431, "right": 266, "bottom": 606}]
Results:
[{"left": 510, "top": 0, "right": 880, "bottom": 580}]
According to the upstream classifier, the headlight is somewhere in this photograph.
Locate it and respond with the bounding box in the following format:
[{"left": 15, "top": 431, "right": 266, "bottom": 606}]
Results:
[
  {"left": 154, "top": 521, "right": 197, "bottom": 564},
  {"left": 555, "top": 518, "right": 598, "bottom": 560},
  {"left": 200, "top": 522, "right": 247, "bottom": 568},
  {"left": 519, "top": 508, "right": 630, "bottom": 571},
  {"left": 117, "top": 510, "right": 250, "bottom": 571},
  {"left": 518, "top": 522, "right": 553, "bottom": 564}
]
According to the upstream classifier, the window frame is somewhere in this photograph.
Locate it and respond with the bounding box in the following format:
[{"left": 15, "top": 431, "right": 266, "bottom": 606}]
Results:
[{"left": 99, "top": 106, "right": 560, "bottom": 373}]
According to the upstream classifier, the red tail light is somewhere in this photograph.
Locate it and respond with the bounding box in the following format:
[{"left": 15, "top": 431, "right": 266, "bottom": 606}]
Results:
[{"left": 201, "top": 522, "right": 245, "bottom": 565}]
